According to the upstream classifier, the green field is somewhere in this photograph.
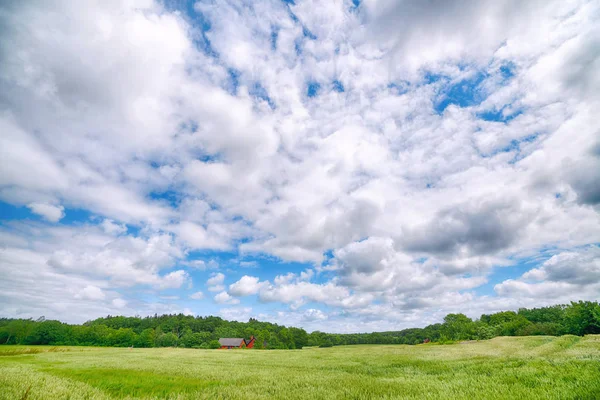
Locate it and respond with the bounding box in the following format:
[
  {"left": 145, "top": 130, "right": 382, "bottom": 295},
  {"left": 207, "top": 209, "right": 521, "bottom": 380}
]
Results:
[{"left": 1, "top": 335, "right": 599, "bottom": 399}]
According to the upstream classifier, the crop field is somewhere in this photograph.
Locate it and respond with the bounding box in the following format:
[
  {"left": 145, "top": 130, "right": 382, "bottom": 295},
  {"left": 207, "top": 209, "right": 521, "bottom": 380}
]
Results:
[{"left": 1, "top": 335, "right": 599, "bottom": 400}]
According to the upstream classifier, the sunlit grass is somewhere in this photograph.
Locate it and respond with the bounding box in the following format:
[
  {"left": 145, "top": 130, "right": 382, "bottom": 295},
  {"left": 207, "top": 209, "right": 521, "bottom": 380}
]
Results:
[{"left": 1, "top": 335, "right": 599, "bottom": 399}]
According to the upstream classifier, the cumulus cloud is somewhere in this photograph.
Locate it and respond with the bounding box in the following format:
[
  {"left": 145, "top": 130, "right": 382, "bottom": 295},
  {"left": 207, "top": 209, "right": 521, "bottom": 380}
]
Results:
[
  {"left": 182, "top": 259, "right": 219, "bottom": 270},
  {"left": 101, "top": 219, "right": 127, "bottom": 235},
  {"left": 495, "top": 246, "right": 600, "bottom": 300},
  {"left": 206, "top": 272, "right": 225, "bottom": 292},
  {"left": 207, "top": 273, "right": 225, "bottom": 286},
  {"left": 303, "top": 308, "right": 327, "bottom": 322},
  {"left": 0, "top": 221, "right": 189, "bottom": 323},
  {"left": 219, "top": 307, "right": 253, "bottom": 322},
  {"left": 45, "top": 230, "right": 186, "bottom": 288},
  {"left": 189, "top": 291, "right": 204, "bottom": 300},
  {"left": 0, "top": 0, "right": 599, "bottom": 330},
  {"left": 27, "top": 203, "right": 64, "bottom": 222},
  {"left": 228, "top": 275, "right": 268, "bottom": 297},
  {"left": 112, "top": 298, "right": 127, "bottom": 309},
  {"left": 259, "top": 280, "right": 375, "bottom": 310},
  {"left": 524, "top": 246, "right": 600, "bottom": 285},
  {"left": 214, "top": 291, "right": 240, "bottom": 305},
  {"left": 75, "top": 285, "right": 105, "bottom": 301}
]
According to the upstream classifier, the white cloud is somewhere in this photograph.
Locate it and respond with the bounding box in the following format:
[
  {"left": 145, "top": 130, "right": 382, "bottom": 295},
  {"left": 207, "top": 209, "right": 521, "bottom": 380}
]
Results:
[
  {"left": 206, "top": 272, "right": 225, "bottom": 286},
  {"left": 228, "top": 275, "right": 268, "bottom": 297},
  {"left": 239, "top": 261, "right": 258, "bottom": 268},
  {"left": 207, "top": 284, "right": 225, "bottom": 292},
  {"left": 101, "top": 219, "right": 127, "bottom": 235},
  {"left": 523, "top": 246, "right": 600, "bottom": 285},
  {"left": 75, "top": 285, "right": 105, "bottom": 301},
  {"left": 303, "top": 308, "right": 327, "bottom": 322},
  {"left": 189, "top": 291, "right": 204, "bottom": 300},
  {"left": 112, "top": 298, "right": 127, "bottom": 309},
  {"left": 494, "top": 246, "right": 600, "bottom": 300},
  {"left": 27, "top": 203, "right": 64, "bottom": 222},
  {"left": 182, "top": 259, "right": 219, "bottom": 270},
  {"left": 157, "top": 270, "right": 189, "bottom": 290},
  {"left": 214, "top": 291, "right": 240, "bottom": 305},
  {"left": 0, "top": 0, "right": 599, "bottom": 330},
  {"left": 171, "top": 221, "right": 231, "bottom": 251},
  {"left": 2, "top": 221, "right": 186, "bottom": 290},
  {"left": 219, "top": 307, "right": 253, "bottom": 322}
]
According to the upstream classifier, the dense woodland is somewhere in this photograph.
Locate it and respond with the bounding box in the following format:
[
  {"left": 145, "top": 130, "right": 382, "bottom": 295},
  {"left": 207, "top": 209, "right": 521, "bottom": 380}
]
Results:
[{"left": 1, "top": 301, "right": 599, "bottom": 349}]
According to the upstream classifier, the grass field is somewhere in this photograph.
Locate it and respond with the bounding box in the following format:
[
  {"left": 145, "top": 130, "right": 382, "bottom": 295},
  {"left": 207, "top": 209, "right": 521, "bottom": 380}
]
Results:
[{"left": 1, "top": 335, "right": 599, "bottom": 399}]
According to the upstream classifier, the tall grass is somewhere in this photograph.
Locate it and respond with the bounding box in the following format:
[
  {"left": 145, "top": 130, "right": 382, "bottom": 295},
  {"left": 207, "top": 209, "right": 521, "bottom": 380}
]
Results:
[
  {"left": 0, "top": 346, "right": 77, "bottom": 356},
  {"left": 1, "top": 335, "right": 599, "bottom": 399}
]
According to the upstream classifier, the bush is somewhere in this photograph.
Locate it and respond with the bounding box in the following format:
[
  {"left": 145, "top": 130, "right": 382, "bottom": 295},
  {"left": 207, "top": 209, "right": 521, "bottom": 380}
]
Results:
[{"left": 208, "top": 340, "right": 221, "bottom": 349}]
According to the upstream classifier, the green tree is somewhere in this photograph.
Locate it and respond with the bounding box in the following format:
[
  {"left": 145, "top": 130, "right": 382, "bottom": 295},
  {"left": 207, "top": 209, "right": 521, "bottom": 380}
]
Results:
[
  {"left": 25, "top": 321, "right": 68, "bottom": 345},
  {"left": 441, "top": 314, "right": 474, "bottom": 341},
  {"left": 136, "top": 328, "right": 156, "bottom": 348},
  {"left": 564, "top": 301, "right": 600, "bottom": 335},
  {"left": 156, "top": 332, "right": 178, "bottom": 347}
]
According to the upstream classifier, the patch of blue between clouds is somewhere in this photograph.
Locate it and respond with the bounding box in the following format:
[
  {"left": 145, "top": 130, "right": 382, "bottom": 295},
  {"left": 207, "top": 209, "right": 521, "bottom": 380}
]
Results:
[
  {"left": 249, "top": 82, "right": 276, "bottom": 109},
  {"left": 302, "top": 26, "right": 317, "bottom": 40},
  {"left": 282, "top": 1, "right": 316, "bottom": 57},
  {"left": 62, "top": 208, "right": 96, "bottom": 225},
  {"left": 501, "top": 134, "right": 539, "bottom": 153},
  {"left": 351, "top": 0, "right": 361, "bottom": 8},
  {"left": 0, "top": 201, "right": 40, "bottom": 221},
  {"left": 307, "top": 81, "right": 320, "bottom": 97},
  {"left": 0, "top": 201, "right": 96, "bottom": 227},
  {"left": 423, "top": 71, "right": 443, "bottom": 84},
  {"left": 388, "top": 82, "right": 410, "bottom": 95},
  {"left": 227, "top": 68, "right": 241, "bottom": 95},
  {"left": 270, "top": 28, "right": 278, "bottom": 51},
  {"left": 501, "top": 134, "right": 539, "bottom": 163},
  {"left": 163, "top": 0, "right": 217, "bottom": 57},
  {"left": 288, "top": 9, "right": 299, "bottom": 23},
  {"left": 478, "top": 108, "right": 523, "bottom": 123},
  {"left": 479, "top": 133, "right": 538, "bottom": 163},
  {"left": 332, "top": 80, "right": 345, "bottom": 93},
  {"left": 322, "top": 249, "right": 335, "bottom": 263},
  {"left": 177, "top": 119, "right": 198, "bottom": 134},
  {"left": 149, "top": 190, "right": 180, "bottom": 208},
  {"left": 499, "top": 62, "right": 516, "bottom": 80},
  {"left": 434, "top": 72, "right": 487, "bottom": 114},
  {"left": 476, "top": 62, "right": 520, "bottom": 122},
  {"left": 293, "top": 25, "right": 316, "bottom": 55},
  {"left": 196, "top": 153, "right": 221, "bottom": 163},
  {"left": 474, "top": 245, "right": 594, "bottom": 297},
  {"left": 185, "top": 250, "right": 317, "bottom": 285}
]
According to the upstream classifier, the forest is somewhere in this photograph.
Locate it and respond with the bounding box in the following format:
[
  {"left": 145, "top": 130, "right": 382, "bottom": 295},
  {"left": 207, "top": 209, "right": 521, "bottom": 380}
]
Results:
[{"left": 1, "top": 301, "right": 599, "bottom": 349}]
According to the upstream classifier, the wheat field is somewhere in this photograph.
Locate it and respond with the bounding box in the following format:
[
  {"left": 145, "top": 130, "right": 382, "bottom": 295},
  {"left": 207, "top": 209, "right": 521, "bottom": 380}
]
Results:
[{"left": 1, "top": 335, "right": 599, "bottom": 399}]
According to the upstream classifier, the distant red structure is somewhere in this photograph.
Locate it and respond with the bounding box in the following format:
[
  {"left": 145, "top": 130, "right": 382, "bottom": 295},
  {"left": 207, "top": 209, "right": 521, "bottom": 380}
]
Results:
[
  {"left": 219, "top": 336, "right": 256, "bottom": 349},
  {"left": 423, "top": 338, "right": 431, "bottom": 344}
]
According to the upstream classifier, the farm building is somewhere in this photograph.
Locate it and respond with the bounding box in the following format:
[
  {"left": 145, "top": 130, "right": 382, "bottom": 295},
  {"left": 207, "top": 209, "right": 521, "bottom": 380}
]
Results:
[{"left": 218, "top": 336, "right": 256, "bottom": 349}]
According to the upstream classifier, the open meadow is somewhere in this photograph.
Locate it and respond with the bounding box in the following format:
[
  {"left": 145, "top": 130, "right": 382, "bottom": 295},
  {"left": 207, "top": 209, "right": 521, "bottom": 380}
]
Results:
[{"left": 1, "top": 335, "right": 599, "bottom": 400}]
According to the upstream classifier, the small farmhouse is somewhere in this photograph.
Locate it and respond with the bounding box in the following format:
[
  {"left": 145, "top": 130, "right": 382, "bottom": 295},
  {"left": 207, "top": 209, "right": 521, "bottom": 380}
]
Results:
[{"left": 218, "top": 336, "right": 256, "bottom": 349}]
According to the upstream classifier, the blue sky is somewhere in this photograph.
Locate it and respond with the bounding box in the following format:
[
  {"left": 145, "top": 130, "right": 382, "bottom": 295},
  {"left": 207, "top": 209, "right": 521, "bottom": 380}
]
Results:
[{"left": 0, "top": 0, "right": 599, "bottom": 333}]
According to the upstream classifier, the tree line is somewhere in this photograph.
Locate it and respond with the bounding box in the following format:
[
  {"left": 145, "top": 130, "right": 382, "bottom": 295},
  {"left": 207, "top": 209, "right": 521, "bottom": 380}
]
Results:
[{"left": 1, "top": 301, "right": 598, "bottom": 349}]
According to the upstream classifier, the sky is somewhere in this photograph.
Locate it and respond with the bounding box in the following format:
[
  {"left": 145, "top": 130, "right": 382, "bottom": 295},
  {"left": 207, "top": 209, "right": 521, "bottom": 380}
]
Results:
[{"left": 0, "top": 0, "right": 599, "bottom": 333}]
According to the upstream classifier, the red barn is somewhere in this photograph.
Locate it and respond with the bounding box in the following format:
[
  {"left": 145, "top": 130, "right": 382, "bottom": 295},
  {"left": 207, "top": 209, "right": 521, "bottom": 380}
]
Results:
[{"left": 218, "top": 336, "right": 256, "bottom": 349}]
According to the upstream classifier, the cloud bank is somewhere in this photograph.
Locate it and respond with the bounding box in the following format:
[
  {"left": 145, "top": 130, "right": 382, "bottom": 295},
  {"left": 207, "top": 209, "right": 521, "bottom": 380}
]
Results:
[{"left": 0, "top": 0, "right": 598, "bottom": 332}]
